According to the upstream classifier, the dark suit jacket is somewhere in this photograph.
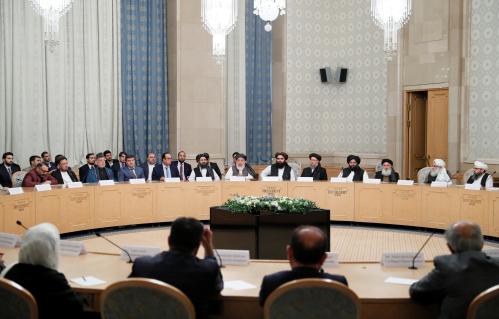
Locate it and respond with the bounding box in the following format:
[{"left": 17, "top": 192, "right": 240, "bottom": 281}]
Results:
[
  {"left": 374, "top": 170, "right": 400, "bottom": 183},
  {"left": 301, "top": 166, "right": 328, "bottom": 180},
  {"left": 259, "top": 266, "right": 348, "bottom": 306},
  {"left": 78, "top": 164, "right": 97, "bottom": 183},
  {"left": 105, "top": 159, "right": 121, "bottom": 180},
  {"left": 151, "top": 165, "right": 180, "bottom": 181},
  {"left": 118, "top": 166, "right": 145, "bottom": 182},
  {"left": 0, "top": 163, "right": 21, "bottom": 187},
  {"left": 51, "top": 169, "right": 79, "bottom": 184},
  {"left": 172, "top": 161, "right": 192, "bottom": 181},
  {"left": 210, "top": 162, "right": 222, "bottom": 179},
  {"left": 410, "top": 251, "right": 499, "bottom": 319},
  {"left": 129, "top": 251, "right": 223, "bottom": 318},
  {"left": 4, "top": 263, "right": 84, "bottom": 319}
]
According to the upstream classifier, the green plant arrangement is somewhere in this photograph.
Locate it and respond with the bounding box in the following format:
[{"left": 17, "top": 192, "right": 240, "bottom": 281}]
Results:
[{"left": 223, "top": 196, "right": 318, "bottom": 214}]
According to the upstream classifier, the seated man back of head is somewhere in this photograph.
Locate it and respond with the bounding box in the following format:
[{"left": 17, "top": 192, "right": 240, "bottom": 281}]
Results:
[
  {"left": 410, "top": 221, "right": 499, "bottom": 319},
  {"left": 129, "top": 217, "right": 223, "bottom": 318},
  {"left": 259, "top": 226, "right": 347, "bottom": 306}
]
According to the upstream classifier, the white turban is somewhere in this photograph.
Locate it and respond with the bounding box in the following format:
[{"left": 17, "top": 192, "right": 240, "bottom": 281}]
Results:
[
  {"left": 433, "top": 159, "right": 446, "bottom": 168},
  {"left": 19, "top": 223, "right": 60, "bottom": 270},
  {"left": 474, "top": 161, "right": 488, "bottom": 171}
]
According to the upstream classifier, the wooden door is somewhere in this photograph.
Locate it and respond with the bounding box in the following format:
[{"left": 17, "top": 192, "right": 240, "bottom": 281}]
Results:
[
  {"left": 426, "top": 89, "right": 448, "bottom": 164},
  {"left": 408, "top": 92, "right": 427, "bottom": 180}
]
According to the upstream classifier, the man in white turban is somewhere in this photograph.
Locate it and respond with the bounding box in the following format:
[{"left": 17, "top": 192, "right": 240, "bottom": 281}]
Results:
[
  {"left": 466, "top": 161, "right": 493, "bottom": 189},
  {"left": 425, "top": 159, "right": 452, "bottom": 184}
]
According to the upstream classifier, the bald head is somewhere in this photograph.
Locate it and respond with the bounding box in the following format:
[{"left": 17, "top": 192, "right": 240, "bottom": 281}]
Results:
[
  {"left": 445, "top": 221, "right": 483, "bottom": 253},
  {"left": 289, "top": 226, "right": 327, "bottom": 266}
]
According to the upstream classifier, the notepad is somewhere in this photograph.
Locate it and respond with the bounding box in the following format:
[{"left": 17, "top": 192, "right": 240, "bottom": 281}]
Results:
[
  {"left": 71, "top": 276, "right": 106, "bottom": 287},
  {"left": 224, "top": 280, "right": 256, "bottom": 291},
  {"left": 384, "top": 277, "right": 418, "bottom": 286}
]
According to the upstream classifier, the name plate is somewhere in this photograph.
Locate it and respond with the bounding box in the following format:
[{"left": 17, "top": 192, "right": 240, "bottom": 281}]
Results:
[
  {"left": 397, "top": 180, "right": 415, "bottom": 186},
  {"left": 0, "top": 232, "right": 21, "bottom": 248},
  {"left": 196, "top": 177, "right": 213, "bottom": 182},
  {"left": 363, "top": 178, "right": 381, "bottom": 185},
  {"left": 484, "top": 249, "right": 499, "bottom": 259},
  {"left": 35, "top": 184, "right": 52, "bottom": 192},
  {"left": 129, "top": 178, "right": 146, "bottom": 184},
  {"left": 121, "top": 245, "right": 161, "bottom": 261},
  {"left": 60, "top": 240, "right": 87, "bottom": 256},
  {"left": 262, "top": 176, "right": 279, "bottom": 182},
  {"left": 164, "top": 177, "right": 181, "bottom": 183},
  {"left": 323, "top": 252, "right": 339, "bottom": 268},
  {"left": 487, "top": 187, "right": 499, "bottom": 192},
  {"left": 431, "top": 181, "right": 448, "bottom": 188},
  {"left": 98, "top": 180, "right": 115, "bottom": 186},
  {"left": 7, "top": 187, "right": 24, "bottom": 195},
  {"left": 464, "top": 183, "right": 481, "bottom": 191},
  {"left": 215, "top": 249, "right": 250, "bottom": 266},
  {"left": 381, "top": 252, "right": 424, "bottom": 268},
  {"left": 331, "top": 177, "right": 348, "bottom": 183},
  {"left": 297, "top": 177, "right": 314, "bottom": 183},
  {"left": 229, "top": 176, "right": 247, "bottom": 182},
  {"left": 67, "top": 182, "right": 83, "bottom": 189}
]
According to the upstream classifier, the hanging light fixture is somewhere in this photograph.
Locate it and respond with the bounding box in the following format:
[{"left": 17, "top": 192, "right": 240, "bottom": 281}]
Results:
[
  {"left": 253, "top": 0, "right": 286, "bottom": 32},
  {"left": 28, "top": 0, "right": 75, "bottom": 48},
  {"left": 371, "top": 0, "right": 411, "bottom": 58},
  {"left": 201, "top": 0, "right": 238, "bottom": 64}
]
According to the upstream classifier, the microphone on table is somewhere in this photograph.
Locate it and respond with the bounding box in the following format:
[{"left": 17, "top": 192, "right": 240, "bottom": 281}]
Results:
[
  {"left": 214, "top": 248, "right": 224, "bottom": 268},
  {"left": 16, "top": 220, "right": 28, "bottom": 230},
  {"left": 94, "top": 231, "right": 133, "bottom": 263},
  {"left": 409, "top": 232, "right": 435, "bottom": 270}
]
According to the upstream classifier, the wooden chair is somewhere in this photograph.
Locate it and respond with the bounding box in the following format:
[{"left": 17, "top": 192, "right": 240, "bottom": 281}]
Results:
[
  {"left": 0, "top": 278, "right": 38, "bottom": 319},
  {"left": 467, "top": 285, "right": 499, "bottom": 319},
  {"left": 101, "top": 278, "right": 195, "bottom": 319},
  {"left": 264, "top": 278, "right": 360, "bottom": 319}
]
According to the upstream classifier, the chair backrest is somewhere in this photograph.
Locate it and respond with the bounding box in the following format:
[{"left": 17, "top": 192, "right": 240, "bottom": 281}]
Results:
[
  {"left": 0, "top": 278, "right": 38, "bottom": 319},
  {"left": 264, "top": 278, "right": 360, "bottom": 319},
  {"left": 463, "top": 168, "right": 475, "bottom": 185},
  {"left": 101, "top": 278, "right": 195, "bottom": 319},
  {"left": 11, "top": 171, "right": 27, "bottom": 188},
  {"left": 288, "top": 162, "right": 301, "bottom": 177},
  {"left": 417, "top": 167, "right": 431, "bottom": 184},
  {"left": 467, "top": 285, "right": 499, "bottom": 319}
]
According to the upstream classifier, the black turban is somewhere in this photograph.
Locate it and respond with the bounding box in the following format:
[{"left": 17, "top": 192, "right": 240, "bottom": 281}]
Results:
[
  {"left": 381, "top": 158, "right": 393, "bottom": 166},
  {"left": 275, "top": 152, "right": 289, "bottom": 160},
  {"left": 309, "top": 153, "right": 322, "bottom": 161},
  {"left": 347, "top": 155, "right": 361, "bottom": 164}
]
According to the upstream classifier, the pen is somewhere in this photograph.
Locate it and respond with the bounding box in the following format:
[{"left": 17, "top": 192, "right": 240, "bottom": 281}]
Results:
[{"left": 82, "top": 276, "right": 87, "bottom": 282}]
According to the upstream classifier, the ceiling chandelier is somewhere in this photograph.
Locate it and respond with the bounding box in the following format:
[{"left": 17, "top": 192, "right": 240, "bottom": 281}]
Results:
[
  {"left": 28, "top": 0, "right": 75, "bottom": 48},
  {"left": 201, "top": 0, "right": 238, "bottom": 64},
  {"left": 253, "top": 0, "right": 286, "bottom": 32},
  {"left": 371, "top": 0, "right": 412, "bottom": 58}
]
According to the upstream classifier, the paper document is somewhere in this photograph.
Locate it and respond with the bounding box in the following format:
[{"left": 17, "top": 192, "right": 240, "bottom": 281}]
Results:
[
  {"left": 224, "top": 280, "right": 257, "bottom": 291},
  {"left": 384, "top": 277, "right": 418, "bottom": 286},
  {"left": 71, "top": 276, "right": 106, "bottom": 287}
]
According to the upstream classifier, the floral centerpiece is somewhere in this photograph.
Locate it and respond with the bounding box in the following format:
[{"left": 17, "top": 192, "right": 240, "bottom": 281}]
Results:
[{"left": 223, "top": 195, "right": 318, "bottom": 214}]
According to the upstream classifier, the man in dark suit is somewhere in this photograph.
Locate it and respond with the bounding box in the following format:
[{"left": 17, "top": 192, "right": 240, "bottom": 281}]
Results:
[
  {"left": 259, "top": 226, "right": 348, "bottom": 306},
  {"left": 129, "top": 217, "right": 223, "bottom": 318},
  {"left": 140, "top": 152, "right": 158, "bottom": 181},
  {"left": 410, "top": 221, "right": 499, "bottom": 319},
  {"left": 374, "top": 158, "right": 400, "bottom": 183},
  {"left": 301, "top": 153, "right": 328, "bottom": 181},
  {"left": 0, "top": 152, "right": 21, "bottom": 187},
  {"left": 103, "top": 150, "right": 120, "bottom": 180},
  {"left": 118, "top": 155, "right": 145, "bottom": 182},
  {"left": 50, "top": 156, "right": 78, "bottom": 184},
  {"left": 41, "top": 151, "right": 57, "bottom": 172},
  {"left": 152, "top": 152, "right": 180, "bottom": 181},
  {"left": 78, "top": 153, "right": 96, "bottom": 183},
  {"left": 204, "top": 153, "right": 222, "bottom": 179},
  {"left": 172, "top": 150, "right": 192, "bottom": 181}
]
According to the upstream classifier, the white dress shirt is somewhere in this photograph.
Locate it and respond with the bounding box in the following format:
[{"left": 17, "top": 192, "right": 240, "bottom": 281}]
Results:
[
  {"left": 147, "top": 164, "right": 155, "bottom": 181},
  {"left": 162, "top": 165, "right": 172, "bottom": 179},
  {"left": 224, "top": 167, "right": 255, "bottom": 180},
  {"left": 61, "top": 171, "right": 73, "bottom": 184},
  {"left": 260, "top": 165, "right": 296, "bottom": 181},
  {"left": 188, "top": 168, "right": 220, "bottom": 182}
]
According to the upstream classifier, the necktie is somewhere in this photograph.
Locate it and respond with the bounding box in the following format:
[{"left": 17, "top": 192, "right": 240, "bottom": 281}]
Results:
[
  {"left": 131, "top": 169, "right": 137, "bottom": 179},
  {"left": 180, "top": 163, "right": 184, "bottom": 180},
  {"left": 6, "top": 166, "right": 11, "bottom": 176}
]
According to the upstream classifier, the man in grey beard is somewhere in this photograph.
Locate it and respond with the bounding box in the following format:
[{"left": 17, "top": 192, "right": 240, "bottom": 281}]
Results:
[{"left": 374, "top": 159, "right": 400, "bottom": 183}]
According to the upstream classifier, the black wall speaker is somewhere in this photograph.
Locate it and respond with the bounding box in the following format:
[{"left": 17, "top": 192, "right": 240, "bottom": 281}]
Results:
[
  {"left": 336, "top": 67, "right": 348, "bottom": 83},
  {"left": 319, "top": 67, "right": 332, "bottom": 83}
]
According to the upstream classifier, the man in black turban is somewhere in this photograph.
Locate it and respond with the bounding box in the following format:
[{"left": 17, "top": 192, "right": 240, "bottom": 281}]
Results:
[
  {"left": 260, "top": 152, "right": 296, "bottom": 181},
  {"left": 339, "top": 155, "right": 367, "bottom": 182},
  {"left": 374, "top": 159, "right": 400, "bottom": 183},
  {"left": 301, "top": 153, "right": 328, "bottom": 181}
]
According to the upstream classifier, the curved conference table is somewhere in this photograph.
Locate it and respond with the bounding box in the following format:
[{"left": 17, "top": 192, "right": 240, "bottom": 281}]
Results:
[{"left": 2, "top": 180, "right": 498, "bottom": 318}]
